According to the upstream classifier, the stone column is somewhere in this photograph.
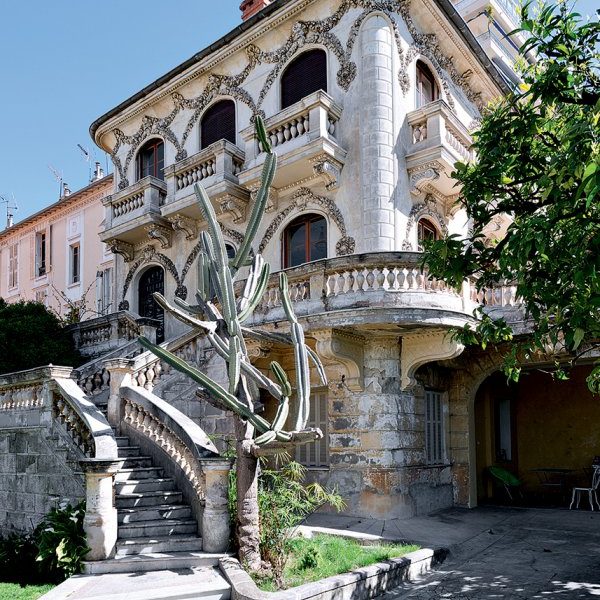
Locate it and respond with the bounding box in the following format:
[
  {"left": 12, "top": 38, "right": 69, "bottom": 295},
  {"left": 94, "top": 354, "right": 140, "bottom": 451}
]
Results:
[
  {"left": 103, "top": 358, "right": 133, "bottom": 435},
  {"left": 360, "top": 14, "right": 396, "bottom": 251},
  {"left": 80, "top": 459, "right": 122, "bottom": 561},
  {"left": 200, "top": 459, "right": 232, "bottom": 552}
]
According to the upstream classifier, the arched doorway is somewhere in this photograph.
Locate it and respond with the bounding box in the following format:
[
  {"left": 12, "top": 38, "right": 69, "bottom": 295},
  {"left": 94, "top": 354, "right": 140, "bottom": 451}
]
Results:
[{"left": 138, "top": 266, "right": 165, "bottom": 343}]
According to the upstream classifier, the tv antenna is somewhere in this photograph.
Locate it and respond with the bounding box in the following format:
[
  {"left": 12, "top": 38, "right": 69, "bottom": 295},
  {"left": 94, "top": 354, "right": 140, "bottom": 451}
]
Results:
[
  {"left": 77, "top": 144, "right": 94, "bottom": 182},
  {"left": 0, "top": 194, "right": 18, "bottom": 229},
  {"left": 48, "top": 164, "right": 63, "bottom": 199}
]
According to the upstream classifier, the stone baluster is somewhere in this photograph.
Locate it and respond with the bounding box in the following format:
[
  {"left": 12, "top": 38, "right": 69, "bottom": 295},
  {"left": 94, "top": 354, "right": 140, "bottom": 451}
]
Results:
[{"left": 104, "top": 358, "right": 134, "bottom": 435}]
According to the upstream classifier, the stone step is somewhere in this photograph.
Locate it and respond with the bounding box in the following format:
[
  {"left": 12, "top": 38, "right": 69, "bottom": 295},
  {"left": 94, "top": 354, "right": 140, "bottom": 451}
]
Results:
[
  {"left": 82, "top": 552, "right": 228, "bottom": 576},
  {"left": 115, "top": 436, "right": 130, "bottom": 447},
  {"left": 118, "top": 519, "right": 197, "bottom": 539},
  {"left": 116, "top": 478, "right": 176, "bottom": 495},
  {"left": 116, "top": 467, "right": 164, "bottom": 481},
  {"left": 118, "top": 505, "right": 192, "bottom": 524},
  {"left": 116, "top": 490, "right": 183, "bottom": 509},
  {"left": 117, "top": 446, "right": 141, "bottom": 458},
  {"left": 115, "top": 534, "right": 203, "bottom": 556},
  {"left": 121, "top": 456, "right": 153, "bottom": 469}
]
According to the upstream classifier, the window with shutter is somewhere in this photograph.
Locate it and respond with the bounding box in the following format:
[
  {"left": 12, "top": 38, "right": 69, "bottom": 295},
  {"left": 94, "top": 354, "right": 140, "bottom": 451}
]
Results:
[
  {"left": 136, "top": 138, "right": 165, "bottom": 181},
  {"left": 201, "top": 100, "right": 236, "bottom": 149},
  {"left": 416, "top": 61, "right": 439, "bottom": 108},
  {"left": 281, "top": 49, "right": 327, "bottom": 110},
  {"left": 296, "top": 391, "right": 329, "bottom": 467},
  {"left": 417, "top": 219, "right": 439, "bottom": 251},
  {"left": 283, "top": 214, "right": 327, "bottom": 268},
  {"left": 425, "top": 390, "right": 445, "bottom": 464},
  {"left": 8, "top": 243, "right": 18, "bottom": 289}
]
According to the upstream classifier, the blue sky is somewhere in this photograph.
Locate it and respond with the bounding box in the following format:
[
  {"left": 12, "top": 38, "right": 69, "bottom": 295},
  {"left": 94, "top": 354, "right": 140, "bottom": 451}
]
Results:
[{"left": 0, "top": 0, "right": 596, "bottom": 226}]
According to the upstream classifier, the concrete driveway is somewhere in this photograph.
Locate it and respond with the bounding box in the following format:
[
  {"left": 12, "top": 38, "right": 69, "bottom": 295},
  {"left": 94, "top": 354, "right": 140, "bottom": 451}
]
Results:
[{"left": 376, "top": 506, "right": 600, "bottom": 599}]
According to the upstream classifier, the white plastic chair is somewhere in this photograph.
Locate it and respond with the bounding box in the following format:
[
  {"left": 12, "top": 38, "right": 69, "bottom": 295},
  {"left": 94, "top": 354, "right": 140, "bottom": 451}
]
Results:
[{"left": 570, "top": 466, "right": 600, "bottom": 510}]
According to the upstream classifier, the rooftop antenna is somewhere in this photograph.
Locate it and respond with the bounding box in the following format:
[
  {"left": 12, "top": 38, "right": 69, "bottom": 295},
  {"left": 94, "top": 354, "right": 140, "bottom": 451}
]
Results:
[
  {"left": 0, "top": 195, "right": 18, "bottom": 230},
  {"left": 77, "top": 143, "right": 94, "bottom": 182},
  {"left": 48, "top": 164, "right": 63, "bottom": 200}
]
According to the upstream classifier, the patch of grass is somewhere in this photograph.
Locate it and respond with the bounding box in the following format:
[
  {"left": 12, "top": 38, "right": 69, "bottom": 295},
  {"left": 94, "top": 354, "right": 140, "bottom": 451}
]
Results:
[
  {"left": 252, "top": 533, "right": 419, "bottom": 591},
  {"left": 0, "top": 583, "right": 54, "bottom": 600}
]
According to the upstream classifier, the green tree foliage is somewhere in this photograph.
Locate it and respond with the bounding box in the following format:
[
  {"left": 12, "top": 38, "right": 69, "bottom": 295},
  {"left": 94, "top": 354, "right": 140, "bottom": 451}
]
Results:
[
  {"left": 422, "top": 2, "right": 600, "bottom": 390},
  {"left": 0, "top": 299, "right": 81, "bottom": 374}
]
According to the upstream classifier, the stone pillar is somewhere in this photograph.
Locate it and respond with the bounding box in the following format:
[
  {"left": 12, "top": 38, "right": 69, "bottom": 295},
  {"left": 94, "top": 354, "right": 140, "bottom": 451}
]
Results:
[
  {"left": 360, "top": 14, "right": 396, "bottom": 251},
  {"left": 80, "top": 460, "right": 122, "bottom": 561},
  {"left": 200, "top": 459, "right": 232, "bottom": 552},
  {"left": 103, "top": 358, "right": 133, "bottom": 435}
]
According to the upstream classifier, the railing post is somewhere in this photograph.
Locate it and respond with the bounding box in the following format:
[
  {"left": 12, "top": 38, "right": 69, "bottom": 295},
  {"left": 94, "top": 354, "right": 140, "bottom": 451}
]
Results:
[
  {"left": 308, "top": 103, "right": 327, "bottom": 142},
  {"left": 80, "top": 459, "right": 122, "bottom": 561},
  {"left": 200, "top": 459, "right": 232, "bottom": 552},
  {"left": 104, "top": 358, "right": 133, "bottom": 435}
]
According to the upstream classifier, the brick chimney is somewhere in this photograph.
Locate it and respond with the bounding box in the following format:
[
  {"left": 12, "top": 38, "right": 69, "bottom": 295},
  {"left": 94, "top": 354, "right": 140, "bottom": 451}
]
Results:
[{"left": 240, "top": 0, "right": 271, "bottom": 20}]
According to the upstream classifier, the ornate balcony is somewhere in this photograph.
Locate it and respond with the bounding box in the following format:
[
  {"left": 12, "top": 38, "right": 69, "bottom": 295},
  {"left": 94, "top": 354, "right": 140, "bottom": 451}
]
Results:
[
  {"left": 100, "top": 176, "right": 168, "bottom": 251},
  {"left": 162, "top": 140, "right": 249, "bottom": 225},
  {"left": 405, "top": 100, "right": 474, "bottom": 199},
  {"left": 239, "top": 90, "right": 347, "bottom": 196},
  {"left": 243, "top": 251, "right": 477, "bottom": 332}
]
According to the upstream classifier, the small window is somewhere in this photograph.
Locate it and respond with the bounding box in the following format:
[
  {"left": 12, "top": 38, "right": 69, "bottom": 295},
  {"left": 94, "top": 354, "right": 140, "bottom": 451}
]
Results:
[
  {"left": 417, "top": 219, "right": 439, "bottom": 251},
  {"left": 296, "top": 391, "right": 328, "bottom": 467},
  {"left": 425, "top": 389, "right": 445, "bottom": 464},
  {"left": 35, "top": 232, "right": 47, "bottom": 277},
  {"left": 281, "top": 49, "right": 327, "bottom": 109},
  {"left": 201, "top": 100, "right": 236, "bottom": 149},
  {"left": 283, "top": 214, "right": 327, "bottom": 268},
  {"left": 416, "top": 61, "right": 439, "bottom": 108},
  {"left": 97, "top": 267, "right": 114, "bottom": 315},
  {"left": 136, "top": 138, "right": 165, "bottom": 181},
  {"left": 70, "top": 243, "right": 80, "bottom": 285},
  {"left": 8, "top": 243, "right": 18, "bottom": 288}
]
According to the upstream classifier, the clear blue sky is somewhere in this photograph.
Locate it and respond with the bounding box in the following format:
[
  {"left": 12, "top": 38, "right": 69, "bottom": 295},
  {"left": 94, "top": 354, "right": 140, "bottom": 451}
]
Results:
[{"left": 0, "top": 0, "right": 596, "bottom": 226}]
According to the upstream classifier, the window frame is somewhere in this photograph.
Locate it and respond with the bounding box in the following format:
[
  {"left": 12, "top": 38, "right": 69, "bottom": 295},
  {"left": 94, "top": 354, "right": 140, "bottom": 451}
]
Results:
[
  {"left": 424, "top": 389, "right": 447, "bottom": 465},
  {"left": 35, "top": 231, "right": 47, "bottom": 278},
  {"left": 283, "top": 213, "right": 328, "bottom": 269},
  {"left": 200, "top": 99, "right": 237, "bottom": 150},
  {"left": 69, "top": 243, "right": 81, "bottom": 285},
  {"left": 280, "top": 48, "right": 328, "bottom": 110},
  {"left": 416, "top": 61, "right": 439, "bottom": 108},
  {"left": 8, "top": 243, "right": 18, "bottom": 289},
  {"left": 417, "top": 218, "right": 439, "bottom": 251},
  {"left": 135, "top": 138, "right": 165, "bottom": 182}
]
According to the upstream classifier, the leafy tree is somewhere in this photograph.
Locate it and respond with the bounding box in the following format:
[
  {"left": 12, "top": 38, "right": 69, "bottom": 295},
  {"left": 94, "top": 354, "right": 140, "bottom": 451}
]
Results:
[
  {"left": 422, "top": 2, "right": 600, "bottom": 390},
  {"left": 0, "top": 299, "right": 81, "bottom": 374}
]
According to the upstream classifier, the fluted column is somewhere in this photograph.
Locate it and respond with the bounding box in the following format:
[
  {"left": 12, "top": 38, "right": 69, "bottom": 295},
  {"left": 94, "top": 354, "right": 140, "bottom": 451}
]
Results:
[{"left": 360, "top": 14, "right": 396, "bottom": 251}]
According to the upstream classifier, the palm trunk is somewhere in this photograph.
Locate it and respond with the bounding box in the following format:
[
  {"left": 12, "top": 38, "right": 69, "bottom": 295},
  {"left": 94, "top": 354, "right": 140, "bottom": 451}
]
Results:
[{"left": 235, "top": 416, "right": 261, "bottom": 570}]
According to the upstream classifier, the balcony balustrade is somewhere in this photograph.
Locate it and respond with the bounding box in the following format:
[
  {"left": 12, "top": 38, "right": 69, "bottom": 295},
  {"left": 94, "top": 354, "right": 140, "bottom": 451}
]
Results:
[
  {"left": 239, "top": 90, "right": 347, "bottom": 193},
  {"left": 405, "top": 100, "right": 474, "bottom": 199}
]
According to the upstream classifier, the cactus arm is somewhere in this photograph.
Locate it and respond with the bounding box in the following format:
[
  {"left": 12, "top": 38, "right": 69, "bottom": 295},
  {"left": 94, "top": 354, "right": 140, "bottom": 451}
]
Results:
[
  {"left": 237, "top": 261, "right": 271, "bottom": 323},
  {"left": 152, "top": 293, "right": 217, "bottom": 334},
  {"left": 240, "top": 327, "right": 328, "bottom": 386},
  {"left": 138, "top": 336, "right": 271, "bottom": 432}
]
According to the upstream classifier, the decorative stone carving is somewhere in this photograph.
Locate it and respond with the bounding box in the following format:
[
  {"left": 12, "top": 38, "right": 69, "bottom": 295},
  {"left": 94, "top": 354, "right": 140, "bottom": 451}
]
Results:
[
  {"left": 403, "top": 195, "right": 449, "bottom": 250},
  {"left": 216, "top": 194, "right": 247, "bottom": 224},
  {"left": 145, "top": 223, "right": 172, "bottom": 249},
  {"left": 409, "top": 163, "right": 441, "bottom": 195},
  {"left": 311, "top": 156, "right": 343, "bottom": 191},
  {"left": 0, "top": 384, "right": 44, "bottom": 410},
  {"left": 311, "top": 329, "right": 365, "bottom": 391},
  {"left": 335, "top": 236, "right": 356, "bottom": 256},
  {"left": 250, "top": 184, "right": 278, "bottom": 213},
  {"left": 53, "top": 392, "right": 95, "bottom": 456},
  {"left": 168, "top": 214, "right": 197, "bottom": 240},
  {"left": 400, "top": 330, "right": 464, "bottom": 390},
  {"left": 106, "top": 239, "right": 135, "bottom": 262},
  {"left": 246, "top": 339, "right": 274, "bottom": 360},
  {"left": 258, "top": 187, "right": 354, "bottom": 257}
]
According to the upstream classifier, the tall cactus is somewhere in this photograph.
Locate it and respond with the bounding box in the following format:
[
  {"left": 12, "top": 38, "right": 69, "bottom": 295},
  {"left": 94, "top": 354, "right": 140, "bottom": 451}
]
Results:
[{"left": 139, "top": 116, "right": 326, "bottom": 567}]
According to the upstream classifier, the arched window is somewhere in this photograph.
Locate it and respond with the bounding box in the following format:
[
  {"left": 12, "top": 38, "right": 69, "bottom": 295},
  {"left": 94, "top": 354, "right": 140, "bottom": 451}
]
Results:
[
  {"left": 138, "top": 266, "right": 165, "bottom": 343},
  {"left": 416, "top": 61, "right": 439, "bottom": 108},
  {"left": 417, "top": 218, "right": 439, "bottom": 250},
  {"left": 281, "top": 49, "right": 327, "bottom": 110},
  {"left": 136, "top": 138, "right": 165, "bottom": 181},
  {"left": 283, "top": 214, "right": 327, "bottom": 268},
  {"left": 200, "top": 100, "right": 236, "bottom": 149}
]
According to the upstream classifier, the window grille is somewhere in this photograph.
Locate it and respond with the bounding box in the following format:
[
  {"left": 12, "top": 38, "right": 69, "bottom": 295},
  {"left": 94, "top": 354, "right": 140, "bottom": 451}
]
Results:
[
  {"left": 296, "top": 392, "right": 329, "bottom": 467},
  {"left": 425, "top": 390, "right": 445, "bottom": 464},
  {"left": 201, "top": 100, "right": 236, "bottom": 149}
]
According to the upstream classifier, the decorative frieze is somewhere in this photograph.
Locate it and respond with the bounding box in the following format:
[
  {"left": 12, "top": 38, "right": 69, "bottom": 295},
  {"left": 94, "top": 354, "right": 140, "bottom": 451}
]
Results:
[{"left": 106, "top": 239, "right": 135, "bottom": 263}]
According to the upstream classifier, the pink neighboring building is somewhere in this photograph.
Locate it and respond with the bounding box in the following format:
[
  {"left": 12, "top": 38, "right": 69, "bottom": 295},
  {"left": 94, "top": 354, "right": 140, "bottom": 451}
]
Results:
[{"left": 0, "top": 174, "right": 115, "bottom": 320}]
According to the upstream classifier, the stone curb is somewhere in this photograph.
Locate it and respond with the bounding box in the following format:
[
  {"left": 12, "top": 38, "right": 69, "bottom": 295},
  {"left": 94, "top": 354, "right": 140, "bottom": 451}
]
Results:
[{"left": 219, "top": 546, "right": 448, "bottom": 600}]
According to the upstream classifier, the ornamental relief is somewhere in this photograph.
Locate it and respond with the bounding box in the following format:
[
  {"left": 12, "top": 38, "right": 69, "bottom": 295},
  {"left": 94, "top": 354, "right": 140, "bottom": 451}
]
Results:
[
  {"left": 258, "top": 187, "right": 355, "bottom": 257},
  {"left": 108, "top": 0, "right": 482, "bottom": 179},
  {"left": 402, "top": 194, "right": 448, "bottom": 250}
]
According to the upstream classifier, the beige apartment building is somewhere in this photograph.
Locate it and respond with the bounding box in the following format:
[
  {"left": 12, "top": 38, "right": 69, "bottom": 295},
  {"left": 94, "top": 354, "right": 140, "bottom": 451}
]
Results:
[{"left": 0, "top": 173, "right": 115, "bottom": 320}]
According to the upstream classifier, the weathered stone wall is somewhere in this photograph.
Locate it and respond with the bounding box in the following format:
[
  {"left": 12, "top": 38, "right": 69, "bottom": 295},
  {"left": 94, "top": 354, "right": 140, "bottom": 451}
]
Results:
[{"left": 0, "top": 412, "right": 85, "bottom": 534}]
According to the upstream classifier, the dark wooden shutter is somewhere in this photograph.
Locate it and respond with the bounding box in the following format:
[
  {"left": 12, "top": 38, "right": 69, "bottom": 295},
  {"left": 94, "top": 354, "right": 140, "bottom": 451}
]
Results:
[
  {"left": 281, "top": 49, "right": 327, "bottom": 109},
  {"left": 201, "top": 100, "right": 236, "bottom": 149}
]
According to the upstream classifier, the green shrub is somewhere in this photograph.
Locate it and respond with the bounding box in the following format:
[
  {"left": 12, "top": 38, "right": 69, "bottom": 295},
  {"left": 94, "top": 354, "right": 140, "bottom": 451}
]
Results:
[
  {"left": 0, "top": 501, "right": 88, "bottom": 585},
  {"left": 0, "top": 299, "right": 81, "bottom": 374},
  {"left": 297, "top": 545, "right": 321, "bottom": 570}
]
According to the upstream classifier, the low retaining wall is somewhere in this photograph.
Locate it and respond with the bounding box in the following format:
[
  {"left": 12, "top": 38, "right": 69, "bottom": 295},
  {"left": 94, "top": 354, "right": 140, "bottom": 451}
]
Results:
[{"left": 220, "top": 547, "right": 448, "bottom": 600}]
